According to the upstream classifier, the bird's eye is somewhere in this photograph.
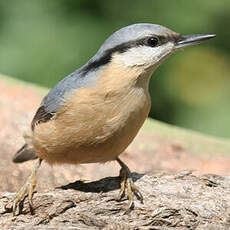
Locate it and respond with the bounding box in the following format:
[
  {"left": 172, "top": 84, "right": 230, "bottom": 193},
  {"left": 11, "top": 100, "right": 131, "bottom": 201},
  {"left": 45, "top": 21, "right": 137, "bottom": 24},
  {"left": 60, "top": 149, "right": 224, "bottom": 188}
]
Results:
[{"left": 147, "top": 37, "right": 159, "bottom": 47}]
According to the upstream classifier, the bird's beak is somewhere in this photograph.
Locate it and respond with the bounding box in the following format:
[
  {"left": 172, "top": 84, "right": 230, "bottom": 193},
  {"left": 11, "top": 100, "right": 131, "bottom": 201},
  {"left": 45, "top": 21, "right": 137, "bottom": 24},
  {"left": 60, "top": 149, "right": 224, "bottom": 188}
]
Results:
[{"left": 175, "top": 34, "right": 216, "bottom": 49}]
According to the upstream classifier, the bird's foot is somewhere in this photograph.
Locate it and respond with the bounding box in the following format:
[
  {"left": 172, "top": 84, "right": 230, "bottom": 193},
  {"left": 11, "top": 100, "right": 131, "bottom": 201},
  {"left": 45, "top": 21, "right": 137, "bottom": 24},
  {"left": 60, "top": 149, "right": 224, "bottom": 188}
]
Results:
[
  {"left": 116, "top": 157, "right": 143, "bottom": 209},
  {"left": 4, "top": 159, "right": 41, "bottom": 215}
]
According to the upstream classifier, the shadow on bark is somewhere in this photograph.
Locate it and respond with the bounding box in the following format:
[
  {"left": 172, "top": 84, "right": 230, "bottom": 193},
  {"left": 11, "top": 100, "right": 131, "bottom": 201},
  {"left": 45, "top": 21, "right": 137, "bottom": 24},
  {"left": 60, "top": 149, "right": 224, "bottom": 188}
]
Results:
[{"left": 58, "top": 172, "right": 144, "bottom": 193}]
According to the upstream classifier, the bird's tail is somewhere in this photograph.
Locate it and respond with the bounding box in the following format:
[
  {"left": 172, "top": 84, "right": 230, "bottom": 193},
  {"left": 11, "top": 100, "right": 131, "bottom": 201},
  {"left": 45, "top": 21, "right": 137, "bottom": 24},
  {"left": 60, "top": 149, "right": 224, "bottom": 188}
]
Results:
[{"left": 12, "top": 144, "right": 38, "bottom": 163}]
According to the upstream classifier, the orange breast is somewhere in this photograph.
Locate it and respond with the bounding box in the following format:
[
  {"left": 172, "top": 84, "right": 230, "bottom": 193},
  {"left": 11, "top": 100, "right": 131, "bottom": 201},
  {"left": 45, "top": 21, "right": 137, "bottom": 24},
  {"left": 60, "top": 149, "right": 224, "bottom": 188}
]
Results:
[{"left": 32, "top": 61, "right": 152, "bottom": 165}]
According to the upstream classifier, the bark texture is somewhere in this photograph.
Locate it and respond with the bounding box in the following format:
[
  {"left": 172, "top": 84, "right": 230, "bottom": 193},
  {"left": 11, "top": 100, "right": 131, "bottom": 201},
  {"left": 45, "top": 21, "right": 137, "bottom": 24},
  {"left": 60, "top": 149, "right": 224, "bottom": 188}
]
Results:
[{"left": 1, "top": 171, "right": 230, "bottom": 229}]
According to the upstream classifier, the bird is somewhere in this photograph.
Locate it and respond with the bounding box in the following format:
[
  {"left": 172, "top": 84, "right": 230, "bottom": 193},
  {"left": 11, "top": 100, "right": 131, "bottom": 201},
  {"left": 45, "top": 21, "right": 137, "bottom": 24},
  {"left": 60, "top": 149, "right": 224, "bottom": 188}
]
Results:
[{"left": 6, "top": 23, "right": 215, "bottom": 215}]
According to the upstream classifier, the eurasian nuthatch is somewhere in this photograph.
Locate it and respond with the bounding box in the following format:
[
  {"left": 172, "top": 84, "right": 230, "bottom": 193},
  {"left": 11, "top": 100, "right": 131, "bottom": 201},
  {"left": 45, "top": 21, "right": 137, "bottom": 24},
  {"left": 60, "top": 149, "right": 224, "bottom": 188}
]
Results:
[{"left": 7, "top": 23, "right": 215, "bottom": 214}]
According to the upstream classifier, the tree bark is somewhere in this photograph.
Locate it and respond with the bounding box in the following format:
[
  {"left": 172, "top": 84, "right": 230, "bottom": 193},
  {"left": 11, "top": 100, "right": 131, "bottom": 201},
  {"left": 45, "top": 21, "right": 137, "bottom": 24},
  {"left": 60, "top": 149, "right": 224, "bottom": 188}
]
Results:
[{"left": 1, "top": 171, "right": 230, "bottom": 229}]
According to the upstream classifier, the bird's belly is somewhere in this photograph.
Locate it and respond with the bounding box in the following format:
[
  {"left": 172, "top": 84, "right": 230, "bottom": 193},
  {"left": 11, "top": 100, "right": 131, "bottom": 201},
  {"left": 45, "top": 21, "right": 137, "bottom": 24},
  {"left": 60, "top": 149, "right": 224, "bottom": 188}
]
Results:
[
  {"left": 78, "top": 104, "right": 150, "bottom": 164},
  {"left": 32, "top": 99, "right": 150, "bottom": 165},
  {"left": 32, "top": 75, "right": 151, "bottom": 165}
]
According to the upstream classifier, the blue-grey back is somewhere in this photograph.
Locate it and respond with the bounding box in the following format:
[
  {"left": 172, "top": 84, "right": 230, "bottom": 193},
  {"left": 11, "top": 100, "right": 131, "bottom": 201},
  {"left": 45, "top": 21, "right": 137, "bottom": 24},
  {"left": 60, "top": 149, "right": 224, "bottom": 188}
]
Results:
[{"left": 40, "top": 66, "right": 100, "bottom": 114}]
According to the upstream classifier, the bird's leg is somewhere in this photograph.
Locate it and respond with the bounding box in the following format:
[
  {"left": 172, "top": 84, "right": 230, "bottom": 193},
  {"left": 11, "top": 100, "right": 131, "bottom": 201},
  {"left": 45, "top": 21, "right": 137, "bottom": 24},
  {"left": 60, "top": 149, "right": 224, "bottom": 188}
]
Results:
[
  {"left": 5, "top": 159, "right": 42, "bottom": 215},
  {"left": 116, "top": 157, "right": 143, "bottom": 208}
]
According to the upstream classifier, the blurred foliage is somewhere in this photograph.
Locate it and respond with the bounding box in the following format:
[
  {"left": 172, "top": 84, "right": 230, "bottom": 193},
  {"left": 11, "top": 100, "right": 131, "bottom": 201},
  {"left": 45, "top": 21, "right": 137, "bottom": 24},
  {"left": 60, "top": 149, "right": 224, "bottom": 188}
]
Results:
[{"left": 0, "top": 0, "right": 229, "bottom": 138}]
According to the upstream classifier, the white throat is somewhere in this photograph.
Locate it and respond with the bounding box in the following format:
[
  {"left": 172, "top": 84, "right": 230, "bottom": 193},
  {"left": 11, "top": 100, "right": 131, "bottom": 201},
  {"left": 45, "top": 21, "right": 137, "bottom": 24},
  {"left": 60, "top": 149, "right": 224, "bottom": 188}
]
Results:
[{"left": 113, "top": 42, "right": 175, "bottom": 69}]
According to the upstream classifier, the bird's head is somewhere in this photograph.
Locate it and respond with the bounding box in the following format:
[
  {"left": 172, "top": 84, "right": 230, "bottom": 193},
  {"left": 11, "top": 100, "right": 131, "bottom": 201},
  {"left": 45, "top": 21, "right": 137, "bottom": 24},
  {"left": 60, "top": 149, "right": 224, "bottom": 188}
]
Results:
[{"left": 84, "top": 23, "right": 215, "bottom": 75}]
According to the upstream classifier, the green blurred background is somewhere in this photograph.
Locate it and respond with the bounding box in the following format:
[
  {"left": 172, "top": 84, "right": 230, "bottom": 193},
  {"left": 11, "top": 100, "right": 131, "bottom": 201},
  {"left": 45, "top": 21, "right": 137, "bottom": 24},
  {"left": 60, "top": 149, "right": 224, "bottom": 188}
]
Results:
[{"left": 0, "top": 0, "right": 229, "bottom": 138}]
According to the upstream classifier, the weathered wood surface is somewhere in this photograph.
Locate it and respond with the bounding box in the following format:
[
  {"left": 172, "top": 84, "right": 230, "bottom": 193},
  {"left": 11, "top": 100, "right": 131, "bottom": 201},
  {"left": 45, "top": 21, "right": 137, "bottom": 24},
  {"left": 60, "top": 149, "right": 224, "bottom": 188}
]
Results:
[{"left": 1, "top": 171, "right": 230, "bottom": 229}]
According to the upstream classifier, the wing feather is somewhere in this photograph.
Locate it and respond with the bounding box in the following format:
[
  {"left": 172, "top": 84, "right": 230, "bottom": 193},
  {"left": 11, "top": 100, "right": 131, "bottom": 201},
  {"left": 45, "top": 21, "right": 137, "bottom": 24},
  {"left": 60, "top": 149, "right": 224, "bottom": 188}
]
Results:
[{"left": 30, "top": 67, "right": 100, "bottom": 130}]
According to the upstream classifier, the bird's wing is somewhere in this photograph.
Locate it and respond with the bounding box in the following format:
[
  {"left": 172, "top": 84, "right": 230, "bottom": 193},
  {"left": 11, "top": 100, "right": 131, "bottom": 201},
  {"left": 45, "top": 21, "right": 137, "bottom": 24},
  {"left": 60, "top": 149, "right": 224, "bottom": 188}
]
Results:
[
  {"left": 31, "top": 105, "right": 55, "bottom": 130},
  {"left": 31, "top": 68, "right": 98, "bottom": 130}
]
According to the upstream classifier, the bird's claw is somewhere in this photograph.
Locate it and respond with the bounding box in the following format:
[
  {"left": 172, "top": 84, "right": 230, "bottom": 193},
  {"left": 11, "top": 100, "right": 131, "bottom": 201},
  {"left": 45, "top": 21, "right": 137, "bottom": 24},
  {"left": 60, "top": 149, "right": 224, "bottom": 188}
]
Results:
[
  {"left": 116, "top": 166, "right": 143, "bottom": 209},
  {"left": 5, "top": 174, "right": 36, "bottom": 216},
  {"left": 4, "top": 162, "right": 39, "bottom": 216}
]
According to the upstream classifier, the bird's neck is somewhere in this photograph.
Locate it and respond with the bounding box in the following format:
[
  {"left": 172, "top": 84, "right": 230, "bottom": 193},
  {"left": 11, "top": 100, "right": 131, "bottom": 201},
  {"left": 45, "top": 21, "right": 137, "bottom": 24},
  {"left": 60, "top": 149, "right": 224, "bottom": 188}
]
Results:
[{"left": 96, "top": 60, "right": 155, "bottom": 96}]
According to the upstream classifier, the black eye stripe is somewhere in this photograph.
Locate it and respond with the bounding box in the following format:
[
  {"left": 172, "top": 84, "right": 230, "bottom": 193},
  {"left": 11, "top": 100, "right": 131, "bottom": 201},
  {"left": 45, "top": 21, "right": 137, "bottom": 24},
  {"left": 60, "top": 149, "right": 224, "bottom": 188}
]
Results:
[
  {"left": 109, "top": 35, "right": 173, "bottom": 52},
  {"left": 82, "top": 34, "right": 180, "bottom": 73},
  {"left": 158, "top": 35, "right": 169, "bottom": 44}
]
